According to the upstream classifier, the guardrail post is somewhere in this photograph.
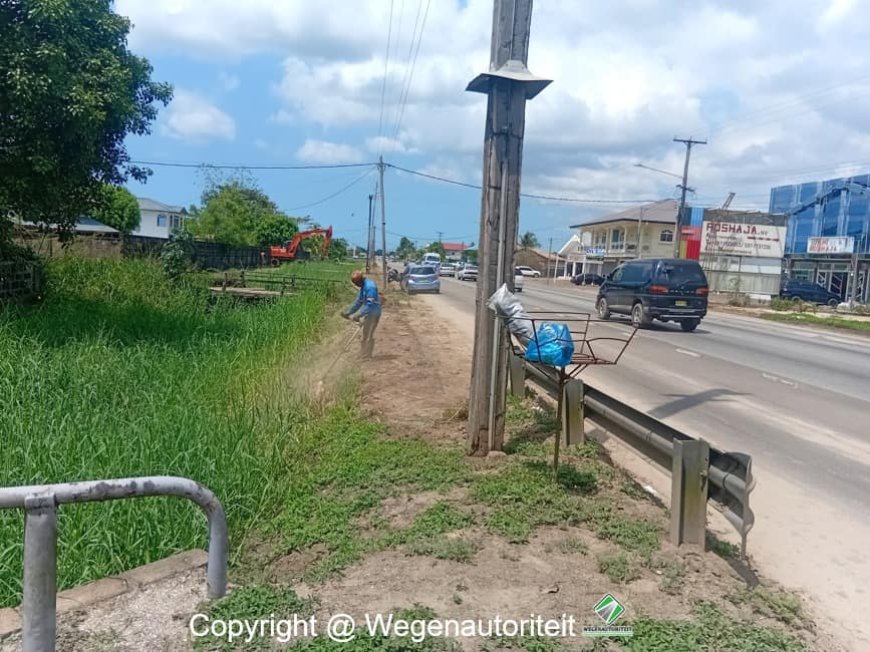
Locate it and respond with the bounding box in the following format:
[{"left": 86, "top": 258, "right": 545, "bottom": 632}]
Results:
[
  {"left": 508, "top": 351, "right": 525, "bottom": 397},
  {"left": 23, "top": 494, "right": 57, "bottom": 652},
  {"left": 562, "top": 378, "right": 585, "bottom": 446},
  {"left": 670, "top": 439, "right": 709, "bottom": 547}
]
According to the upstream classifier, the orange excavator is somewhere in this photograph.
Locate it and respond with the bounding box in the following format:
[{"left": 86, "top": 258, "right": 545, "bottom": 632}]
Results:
[{"left": 269, "top": 226, "right": 333, "bottom": 264}]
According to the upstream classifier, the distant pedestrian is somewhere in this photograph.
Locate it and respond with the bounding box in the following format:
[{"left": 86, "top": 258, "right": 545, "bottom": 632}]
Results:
[{"left": 341, "top": 270, "right": 382, "bottom": 359}]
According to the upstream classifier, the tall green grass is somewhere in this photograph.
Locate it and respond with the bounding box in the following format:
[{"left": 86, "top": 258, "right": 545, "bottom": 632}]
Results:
[{"left": 0, "top": 257, "right": 346, "bottom": 607}]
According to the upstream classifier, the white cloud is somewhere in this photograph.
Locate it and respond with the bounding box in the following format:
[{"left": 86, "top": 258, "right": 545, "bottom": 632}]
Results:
[
  {"left": 121, "top": 0, "right": 870, "bottom": 212},
  {"left": 160, "top": 89, "right": 236, "bottom": 143},
  {"left": 295, "top": 139, "right": 364, "bottom": 164}
]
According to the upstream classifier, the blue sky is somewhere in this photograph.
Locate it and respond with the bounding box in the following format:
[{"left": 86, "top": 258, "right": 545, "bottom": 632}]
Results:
[{"left": 119, "top": 0, "right": 870, "bottom": 250}]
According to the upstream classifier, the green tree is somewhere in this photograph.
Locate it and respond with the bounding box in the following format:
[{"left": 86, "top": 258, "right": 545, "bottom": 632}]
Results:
[
  {"left": 254, "top": 213, "right": 298, "bottom": 247},
  {"left": 465, "top": 249, "right": 478, "bottom": 263},
  {"left": 0, "top": 0, "right": 172, "bottom": 248},
  {"left": 93, "top": 185, "right": 140, "bottom": 234},
  {"left": 425, "top": 241, "right": 446, "bottom": 257},
  {"left": 520, "top": 231, "right": 540, "bottom": 249},
  {"left": 328, "top": 237, "right": 349, "bottom": 260},
  {"left": 396, "top": 236, "right": 416, "bottom": 259}
]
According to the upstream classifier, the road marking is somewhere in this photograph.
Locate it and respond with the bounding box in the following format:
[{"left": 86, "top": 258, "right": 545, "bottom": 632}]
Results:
[
  {"left": 762, "top": 372, "right": 799, "bottom": 388},
  {"left": 675, "top": 348, "right": 701, "bottom": 358}
]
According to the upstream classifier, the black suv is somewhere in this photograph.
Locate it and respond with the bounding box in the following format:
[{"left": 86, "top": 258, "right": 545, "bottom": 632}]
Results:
[
  {"left": 596, "top": 258, "right": 709, "bottom": 331},
  {"left": 779, "top": 279, "right": 840, "bottom": 306}
]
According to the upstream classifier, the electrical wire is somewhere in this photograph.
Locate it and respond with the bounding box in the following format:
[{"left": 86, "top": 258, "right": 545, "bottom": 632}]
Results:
[
  {"left": 286, "top": 168, "right": 376, "bottom": 211},
  {"left": 385, "top": 163, "right": 659, "bottom": 204},
  {"left": 130, "top": 160, "right": 376, "bottom": 171},
  {"left": 392, "top": 0, "right": 432, "bottom": 141},
  {"left": 375, "top": 0, "right": 396, "bottom": 157}
]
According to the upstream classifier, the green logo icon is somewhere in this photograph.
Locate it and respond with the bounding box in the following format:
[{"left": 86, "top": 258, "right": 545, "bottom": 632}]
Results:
[{"left": 593, "top": 594, "right": 625, "bottom": 625}]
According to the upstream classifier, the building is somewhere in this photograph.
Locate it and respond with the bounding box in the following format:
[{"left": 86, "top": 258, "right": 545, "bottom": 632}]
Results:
[
  {"left": 770, "top": 174, "right": 870, "bottom": 302},
  {"left": 569, "top": 199, "right": 678, "bottom": 275},
  {"left": 441, "top": 242, "right": 469, "bottom": 262},
  {"left": 515, "top": 247, "right": 557, "bottom": 275},
  {"left": 135, "top": 198, "right": 187, "bottom": 240}
]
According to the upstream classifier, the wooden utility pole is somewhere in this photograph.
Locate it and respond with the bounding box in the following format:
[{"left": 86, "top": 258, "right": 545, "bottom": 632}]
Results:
[
  {"left": 465, "top": 0, "right": 550, "bottom": 456},
  {"left": 379, "top": 156, "right": 388, "bottom": 288},
  {"left": 673, "top": 137, "right": 706, "bottom": 258},
  {"left": 366, "top": 193, "right": 374, "bottom": 273}
]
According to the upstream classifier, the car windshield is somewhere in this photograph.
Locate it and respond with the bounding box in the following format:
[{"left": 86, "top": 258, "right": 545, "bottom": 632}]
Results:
[
  {"left": 466, "top": 265, "right": 478, "bottom": 271},
  {"left": 656, "top": 262, "right": 705, "bottom": 285},
  {"left": 410, "top": 266, "right": 435, "bottom": 275}
]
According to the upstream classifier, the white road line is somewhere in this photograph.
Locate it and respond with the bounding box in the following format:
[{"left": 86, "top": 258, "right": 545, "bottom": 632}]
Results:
[
  {"left": 762, "top": 372, "right": 799, "bottom": 388},
  {"left": 675, "top": 348, "right": 700, "bottom": 358}
]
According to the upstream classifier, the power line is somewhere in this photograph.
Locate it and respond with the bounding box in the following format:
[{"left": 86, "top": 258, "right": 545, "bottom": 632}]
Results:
[
  {"left": 393, "top": 0, "right": 432, "bottom": 140},
  {"left": 130, "top": 160, "right": 375, "bottom": 171},
  {"left": 385, "top": 163, "right": 658, "bottom": 204},
  {"left": 286, "top": 168, "right": 375, "bottom": 211},
  {"left": 375, "top": 0, "right": 396, "bottom": 157}
]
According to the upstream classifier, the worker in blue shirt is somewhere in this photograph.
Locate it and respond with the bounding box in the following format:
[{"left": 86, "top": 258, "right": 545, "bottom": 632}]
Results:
[{"left": 342, "top": 270, "right": 382, "bottom": 359}]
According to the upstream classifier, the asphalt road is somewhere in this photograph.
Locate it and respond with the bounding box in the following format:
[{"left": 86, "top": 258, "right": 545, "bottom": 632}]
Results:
[{"left": 432, "top": 276, "right": 870, "bottom": 650}]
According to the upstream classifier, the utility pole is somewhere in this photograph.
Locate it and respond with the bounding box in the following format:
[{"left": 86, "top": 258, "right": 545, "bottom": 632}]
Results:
[
  {"left": 378, "top": 156, "right": 388, "bottom": 288},
  {"left": 437, "top": 231, "right": 443, "bottom": 243},
  {"left": 547, "top": 237, "right": 553, "bottom": 283},
  {"left": 366, "top": 193, "right": 374, "bottom": 273},
  {"left": 673, "top": 137, "right": 706, "bottom": 258},
  {"left": 465, "top": 0, "right": 551, "bottom": 456}
]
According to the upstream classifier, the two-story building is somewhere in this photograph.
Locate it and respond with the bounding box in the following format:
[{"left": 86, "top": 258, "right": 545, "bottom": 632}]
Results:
[
  {"left": 569, "top": 199, "right": 678, "bottom": 275},
  {"left": 134, "top": 198, "right": 187, "bottom": 240}
]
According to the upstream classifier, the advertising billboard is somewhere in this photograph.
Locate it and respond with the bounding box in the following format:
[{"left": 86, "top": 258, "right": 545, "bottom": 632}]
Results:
[
  {"left": 701, "top": 221, "right": 786, "bottom": 257},
  {"left": 807, "top": 237, "right": 855, "bottom": 254}
]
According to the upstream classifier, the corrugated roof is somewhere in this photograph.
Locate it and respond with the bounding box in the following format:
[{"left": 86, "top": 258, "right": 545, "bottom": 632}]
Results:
[
  {"left": 570, "top": 199, "right": 678, "bottom": 229},
  {"left": 442, "top": 242, "right": 468, "bottom": 251},
  {"left": 137, "top": 197, "right": 186, "bottom": 213}
]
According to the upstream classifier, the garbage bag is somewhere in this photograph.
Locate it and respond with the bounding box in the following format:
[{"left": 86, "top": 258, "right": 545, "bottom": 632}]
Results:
[
  {"left": 487, "top": 283, "right": 534, "bottom": 342},
  {"left": 525, "top": 322, "right": 574, "bottom": 367}
]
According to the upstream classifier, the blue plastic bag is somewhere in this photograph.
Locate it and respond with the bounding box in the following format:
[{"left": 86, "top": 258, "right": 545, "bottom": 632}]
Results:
[{"left": 525, "top": 322, "right": 574, "bottom": 367}]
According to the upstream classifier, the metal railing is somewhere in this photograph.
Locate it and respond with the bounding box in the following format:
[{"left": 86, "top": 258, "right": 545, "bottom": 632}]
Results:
[
  {"left": 510, "top": 352, "right": 755, "bottom": 554},
  {"left": 0, "top": 476, "right": 228, "bottom": 652}
]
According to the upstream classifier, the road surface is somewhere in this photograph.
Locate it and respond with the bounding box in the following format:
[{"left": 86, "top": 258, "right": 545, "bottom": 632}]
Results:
[{"left": 430, "top": 277, "right": 870, "bottom": 650}]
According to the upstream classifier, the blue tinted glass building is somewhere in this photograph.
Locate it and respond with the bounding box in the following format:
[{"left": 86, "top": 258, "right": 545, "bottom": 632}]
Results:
[{"left": 769, "top": 174, "right": 870, "bottom": 302}]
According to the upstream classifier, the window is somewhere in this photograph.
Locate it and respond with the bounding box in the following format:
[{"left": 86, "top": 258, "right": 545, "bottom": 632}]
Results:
[
  {"left": 621, "top": 263, "right": 649, "bottom": 283},
  {"left": 156, "top": 214, "right": 168, "bottom": 228},
  {"left": 169, "top": 214, "right": 183, "bottom": 231},
  {"left": 611, "top": 228, "right": 624, "bottom": 243},
  {"left": 659, "top": 229, "right": 674, "bottom": 243},
  {"left": 611, "top": 267, "right": 624, "bottom": 282}
]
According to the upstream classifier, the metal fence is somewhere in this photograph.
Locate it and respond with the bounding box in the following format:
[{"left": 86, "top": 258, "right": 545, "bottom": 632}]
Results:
[
  {"left": 510, "top": 352, "right": 755, "bottom": 554},
  {"left": 0, "top": 260, "right": 40, "bottom": 301},
  {"left": 122, "top": 236, "right": 272, "bottom": 270},
  {"left": 0, "top": 476, "right": 228, "bottom": 652}
]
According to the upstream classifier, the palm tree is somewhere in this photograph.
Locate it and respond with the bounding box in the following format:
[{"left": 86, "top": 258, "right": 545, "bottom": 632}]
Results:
[{"left": 520, "top": 231, "right": 540, "bottom": 249}]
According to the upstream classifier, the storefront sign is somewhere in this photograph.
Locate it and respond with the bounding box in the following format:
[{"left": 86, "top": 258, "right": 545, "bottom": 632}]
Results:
[
  {"left": 807, "top": 237, "right": 855, "bottom": 254},
  {"left": 701, "top": 221, "right": 786, "bottom": 257}
]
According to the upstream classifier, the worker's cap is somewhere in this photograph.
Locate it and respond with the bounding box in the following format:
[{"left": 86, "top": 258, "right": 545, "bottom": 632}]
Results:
[{"left": 350, "top": 270, "right": 365, "bottom": 286}]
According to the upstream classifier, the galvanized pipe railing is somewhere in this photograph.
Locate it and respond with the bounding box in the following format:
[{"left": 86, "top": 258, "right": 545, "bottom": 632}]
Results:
[{"left": 0, "top": 476, "right": 228, "bottom": 652}]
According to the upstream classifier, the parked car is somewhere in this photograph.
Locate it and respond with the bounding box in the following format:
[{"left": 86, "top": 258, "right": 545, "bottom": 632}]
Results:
[
  {"left": 457, "top": 264, "right": 479, "bottom": 281},
  {"left": 513, "top": 268, "right": 525, "bottom": 292},
  {"left": 596, "top": 258, "right": 708, "bottom": 331},
  {"left": 571, "top": 273, "right": 604, "bottom": 286},
  {"left": 439, "top": 263, "right": 456, "bottom": 277},
  {"left": 516, "top": 265, "right": 541, "bottom": 278},
  {"left": 401, "top": 265, "right": 440, "bottom": 294},
  {"left": 779, "top": 279, "right": 840, "bottom": 306}
]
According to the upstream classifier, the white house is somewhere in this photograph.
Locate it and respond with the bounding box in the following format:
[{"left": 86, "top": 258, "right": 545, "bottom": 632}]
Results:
[{"left": 134, "top": 198, "right": 186, "bottom": 239}]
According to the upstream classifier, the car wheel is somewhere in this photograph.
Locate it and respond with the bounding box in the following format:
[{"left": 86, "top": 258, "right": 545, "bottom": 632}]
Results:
[
  {"left": 827, "top": 298, "right": 839, "bottom": 307},
  {"left": 791, "top": 296, "right": 801, "bottom": 303},
  {"left": 680, "top": 319, "right": 700, "bottom": 332},
  {"left": 597, "top": 297, "right": 610, "bottom": 320},
  {"left": 631, "top": 302, "right": 650, "bottom": 328}
]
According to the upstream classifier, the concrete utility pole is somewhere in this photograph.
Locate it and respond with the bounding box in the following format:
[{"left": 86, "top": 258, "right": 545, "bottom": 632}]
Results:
[
  {"left": 673, "top": 137, "right": 706, "bottom": 258},
  {"left": 465, "top": 0, "right": 551, "bottom": 456},
  {"left": 366, "top": 193, "right": 374, "bottom": 273},
  {"left": 378, "top": 156, "right": 388, "bottom": 288}
]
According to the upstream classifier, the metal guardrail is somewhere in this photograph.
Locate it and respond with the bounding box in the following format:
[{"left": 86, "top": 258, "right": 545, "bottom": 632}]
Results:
[
  {"left": 0, "top": 476, "right": 228, "bottom": 652},
  {"left": 510, "top": 352, "right": 755, "bottom": 554}
]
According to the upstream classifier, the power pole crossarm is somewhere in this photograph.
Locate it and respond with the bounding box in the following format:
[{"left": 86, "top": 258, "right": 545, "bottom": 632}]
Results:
[{"left": 673, "top": 137, "right": 706, "bottom": 258}]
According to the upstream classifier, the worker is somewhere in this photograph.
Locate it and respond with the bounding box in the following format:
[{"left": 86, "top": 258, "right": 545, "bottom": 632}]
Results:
[{"left": 341, "top": 270, "right": 382, "bottom": 359}]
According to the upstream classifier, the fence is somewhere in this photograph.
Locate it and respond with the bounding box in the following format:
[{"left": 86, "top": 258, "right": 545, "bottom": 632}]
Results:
[
  {"left": 0, "top": 476, "right": 227, "bottom": 652},
  {"left": 0, "top": 260, "right": 40, "bottom": 301},
  {"left": 122, "top": 236, "right": 272, "bottom": 270},
  {"left": 510, "top": 352, "right": 755, "bottom": 554}
]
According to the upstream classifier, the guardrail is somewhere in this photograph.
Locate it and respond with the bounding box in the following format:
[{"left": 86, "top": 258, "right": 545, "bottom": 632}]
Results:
[
  {"left": 510, "top": 352, "right": 755, "bottom": 554},
  {"left": 0, "top": 476, "right": 228, "bottom": 652}
]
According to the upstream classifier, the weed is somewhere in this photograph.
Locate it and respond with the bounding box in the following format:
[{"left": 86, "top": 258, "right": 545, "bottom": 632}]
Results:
[
  {"left": 620, "top": 479, "right": 648, "bottom": 501},
  {"left": 730, "top": 587, "right": 803, "bottom": 625},
  {"left": 657, "top": 558, "right": 686, "bottom": 595},
  {"left": 706, "top": 534, "right": 740, "bottom": 559},
  {"left": 451, "top": 594, "right": 463, "bottom": 605},
  {"left": 556, "top": 537, "right": 588, "bottom": 555},
  {"left": 407, "top": 537, "right": 478, "bottom": 563},
  {"left": 597, "top": 551, "right": 641, "bottom": 583},
  {"left": 761, "top": 312, "right": 870, "bottom": 333}
]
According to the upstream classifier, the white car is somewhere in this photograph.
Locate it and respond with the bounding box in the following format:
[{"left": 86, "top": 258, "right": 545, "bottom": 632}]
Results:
[
  {"left": 439, "top": 263, "right": 456, "bottom": 277},
  {"left": 516, "top": 266, "right": 541, "bottom": 278},
  {"left": 513, "top": 268, "right": 525, "bottom": 292},
  {"left": 456, "top": 264, "right": 479, "bottom": 281}
]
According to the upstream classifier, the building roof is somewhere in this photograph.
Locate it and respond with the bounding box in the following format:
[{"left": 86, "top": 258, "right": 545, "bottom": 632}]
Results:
[
  {"left": 137, "top": 197, "right": 186, "bottom": 213},
  {"left": 442, "top": 242, "right": 468, "bottom": 252},
  {"left": 15, "top": 217, "right": 118, "bottom": 234},
  {"left": 570, "top": 199, "right": 678, "bottom": 229}
]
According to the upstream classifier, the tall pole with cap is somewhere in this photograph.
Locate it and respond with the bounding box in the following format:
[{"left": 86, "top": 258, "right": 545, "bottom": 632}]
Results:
[{"left": 465, "top": 0, "right": 551, "bottom": 456}]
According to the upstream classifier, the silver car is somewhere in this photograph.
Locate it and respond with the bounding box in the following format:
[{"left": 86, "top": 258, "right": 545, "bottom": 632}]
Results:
[
  {"left": 457, "top": 264, "right": 479, "bottom": 281},
  {"left": 402, "top": 265, "right": 441, "bottom": 294}
]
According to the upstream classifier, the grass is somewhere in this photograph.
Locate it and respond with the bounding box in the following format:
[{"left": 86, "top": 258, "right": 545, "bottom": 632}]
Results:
[
  {"left": 729, "top": 587, "right": 803, "bottom": 626},
  {"left": 597, "top": 551, "right": 641, "bottom": 584},
  {"left": 760, "top": 312, "right": 870, "bottom": 333}
]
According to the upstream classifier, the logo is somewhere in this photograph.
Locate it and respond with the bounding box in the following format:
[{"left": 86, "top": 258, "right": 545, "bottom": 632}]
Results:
[
  {"left": 593, "top": 595, "right": 625, "bottom": 625},
  {"left": 583, "top": 595, "right": 633, "bottom": 638}
]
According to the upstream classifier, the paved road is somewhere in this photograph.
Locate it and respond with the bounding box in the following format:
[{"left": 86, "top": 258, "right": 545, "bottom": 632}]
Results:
[{"left": 433, "top": 277, "right": 870, "bottom": 650}]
